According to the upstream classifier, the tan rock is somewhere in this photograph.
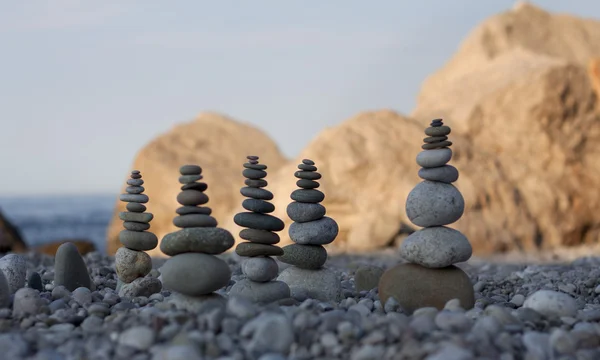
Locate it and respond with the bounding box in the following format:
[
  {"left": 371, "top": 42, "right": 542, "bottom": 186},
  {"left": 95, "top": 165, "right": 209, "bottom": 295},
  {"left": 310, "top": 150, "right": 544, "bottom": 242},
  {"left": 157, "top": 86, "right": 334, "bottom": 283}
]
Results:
[
  {"left": 106, "top": 113, "right": 287, "bottom": 256},
  {"left": 590, "top": 58, "right": 600, "bottom": 101}
]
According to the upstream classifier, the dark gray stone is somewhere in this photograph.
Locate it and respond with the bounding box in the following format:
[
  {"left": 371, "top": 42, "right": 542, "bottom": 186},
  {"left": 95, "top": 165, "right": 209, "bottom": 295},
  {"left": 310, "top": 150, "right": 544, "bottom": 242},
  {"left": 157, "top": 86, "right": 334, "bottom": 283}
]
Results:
[
  {"left": 176, "top": 206, "right": 212, "bottom": 215},
  {"left": 243, "top": 168, "right": 267, "bottom": 179},
  {"left": 422, "top": 140, "right": 452, "bottom": 150},
  {"left": 290, "top": 189, "right": 324, "bottom": 203},
  {"left": 296, "top": 179, "right": 320, "bottom": 189},
  {"left": 177, "top": 190, "right": 209, "bottom": 206},
  {"left": 236, "top": 242, "right": 283, "bottom": 257},
  {"left": 423, "top": 136, "right": 448, "bottom": 143},
  {"left": 229, "top": 279, "right": 290, "bottom": 304},
  {"left": 245, "top": 179, "right": 268, "bottom": 188},
  {"left": 239, "top": 229, "right": 280, "bottom": 244},
  {"left": 180, "top": 165, "right": 202, "bottom": 175},
  {"left": 123, "top": 221, "right": 150, "bottom": 231},
  {"left": 0, "top": 270, "right": 9, "bottom": 308},
  {"left": 302, "top": 159, "right": 315, "bottom": 165},
  {"left": 181, "top": 182, "right": 208, "bottom": 191},
  {"left": 278, "top": 244, "right": 327, "bottom": 269},
  {"left": 242, "top": 256, "right": 279, "bottom": 282},
  {"left": 289, "top": 217, "right": 338, "bottom": 245},
  {"left": 126, "top": 202, "right": 146, "bottom": 213},
  {"left": 240, "top": 187, "right": 273, "bottom": 200},
  {"left": 298, "top": 164, "right": 317, "bottom": 171},
  {"left": 294, "top": 171, "right": 321, "bottom": 180},
  {"left": 418, "top": 165, "right": 459, "bottom": 183},
  {"left": 243, "top": 199, "right": 275, "bottom": 214},
  {"left": 127, "top": 179, "right": 144, "bottom": 186},
  {"left": 119, "top": 230, "right": 158, "bottom": 251},
  {"left": 161, "top": 253, "right": 231, "bottom": 296},
  {"left": 244, "top": 163, "right": 267, "bottom": 170},
  {"left": 27, "top": 272, "right": 43, "bottom": 292},
  {"left": 173, "top": 214, "right": 218, "bottom": 228},
  {"left": 425, "top": 125, "right": 451, "bottom": 137},
  {"left": 119, "top": 194, "right": 149, "bottom": 203},
  {"left": 54, "top": 242, "right": 92, "bottom": 291},
  {"left": 160, "top": 227, "right": 234, "bottom": 256},
  {"left": 286, "top": 202, "right": 326, "bottom": 223},
  {"left": 234, "top": 212, "right": 284, "bottom": 232},
  {"left": 179, "top": 175, "right": 203, "bottom": 184},
  {"left": 119, "top": 212, "right": 153, "bottom": 223},
  {"left": 126, "top": 185, "right": 144, "bottom": 194}
]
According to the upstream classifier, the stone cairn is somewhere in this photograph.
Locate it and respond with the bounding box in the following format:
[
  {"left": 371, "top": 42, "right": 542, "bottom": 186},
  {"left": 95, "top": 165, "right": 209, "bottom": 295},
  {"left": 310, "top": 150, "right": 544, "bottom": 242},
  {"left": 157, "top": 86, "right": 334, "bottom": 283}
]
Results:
[
  {"left": 229, "top": 156, "right": 290, "bottom": 303},
  {"left": 160, "top": 165, "right": 235, "bottom": 309},
  {"left": 378, "top": 119, "right": 475, "bottom": 313},
  {"left": 277, "top": 159, "right": 342, "bottom": 302},
  {"left": 115, "top": 170, "right": 161, "bottom": 297}
]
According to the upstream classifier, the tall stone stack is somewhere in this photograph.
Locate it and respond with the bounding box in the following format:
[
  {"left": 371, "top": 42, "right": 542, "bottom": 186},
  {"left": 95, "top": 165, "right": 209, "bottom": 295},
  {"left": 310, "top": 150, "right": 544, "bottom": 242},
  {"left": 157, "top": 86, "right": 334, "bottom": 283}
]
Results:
[
  {"left": 277, "top": 159, "right": 342, "bottom": 302},
  {"left": 229, "top": 156, "right": 290, "bottom": 303},
  {"left": 115, "top": 170, "right": 161, "bottom": 297},
  {"left": 379, "top": 119, "right": 475, "bottom": 313},
  {"left": 160, "top": 165, "right": 235, "bottom": 309}
]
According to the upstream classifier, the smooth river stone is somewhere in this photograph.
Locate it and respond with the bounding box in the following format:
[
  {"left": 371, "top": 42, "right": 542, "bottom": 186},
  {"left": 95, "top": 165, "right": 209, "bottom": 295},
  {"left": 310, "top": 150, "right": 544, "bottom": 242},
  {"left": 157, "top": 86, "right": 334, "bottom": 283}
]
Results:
[
  {"left": 242, "top": 199, "right": 275, "bottom": 214},
  {"left": 297, "top": 179, "right": 320, "bottom": 189},
  {"left": 416, "top": 148, "right": 452, "bottom": 168},
  {"left": 0, "top": 254, "right": 26, "bottom": 294},
  {"left": 123, "top": 221, "right": 150, "bottom": 231},
  {"left": 119, "top": 212, "right": 153, "bottom": 223},
  {"left": 378, "top": 263, "right": 474, "bottom": 314},
  {"left": 241, "top": 256, "right": 279, "bottom": 282},
  {"left": 422, "top": 141, "right": 452, "bottom": 150},
  {"left": 119, "top": 194, "right": 149, "bottom": 203},
  {"left": 245, "top": 179, "right": 268, "bottom": 188},
  {"left": 115, "top": 247, "right": 152, "bottom": 283},
  {"left": 302, "top": 159, "right": 315, "bottom": 165},
  {"left": 240, "top": 187, "right": 273, "bottom": 201},
  {"left": 126, "top": 185, "right": 144, "bottom": 194},
  {"left": 239, "top": 229, "right": 280, "bottom": 244},
  {"left": 160, "top": 227, "right": 234, "bottom": 256},
  {"left": 277, "top": 267, "right": 342, "bottom": 302},
  {"left": 243, "top": 168, "right": 267, "bottom": 180},
  {"left": 288, "top": 217, "right": 338, "bottom": 245},
  {"left": 286, "top": 202, "right": 326, "bottom": 223},
  {"left": 179, "top": 175, "right": 203, "bottom": 184},
  {"left": 298, "top": 164, "right": 317, "bottom": 172},
  {"left": 278, "top": 244, "right": 327, "bottom": 270},
  {"left": 294, "top": 171, "right": 322, "bottom": 181},
  {"left": 119, "top": 230, "right": 159, "bottom": 251},
  {"left": 400, "top": 226, "right": 472, "bottom": 268},
  {"left": 177, "top": 190, "right": 209, "bottom": 206},
  {"left": 425, "top": 125, "right": 451, "bottom": 137},
  {"left": 236, "top": 243, "right": 284, "bottom": 257},
  {"left": 234, "top": 212, "right": 285, "bottom": 232},
  {"left": 423, "top": 136, "right": 448, "bottom": 143},
  {"left": 54, "top": 242, "right": 92, "bottom": 291},
  {"left": 126, "top": 202, "right": 146, "bottom": 213},
  {"left": 161, "top": 253, "right": 231, "bottom": 296},
  {"left": 229, "top": 279, "right": 290, "bottom": 304},
  {"left": 181, "top": 182, "right": 208, "bottom": 192},
  {"left": 127, "top": 179, "right": 144, "bottom": 186},
  {"left": 290, "top": 189, "right": 325, "bottom": 203},
  {"left": 418, "top": 165, "right": 459, "bottom": 183},
  {"left": 173, "top": 214, "right": 218, "bottom": 228},
  {"left": 176, "top": 206, "right": 212, "bottom": 215},
  {"left": 180, "top": 165, "right": 202, "bottom": 175},
  {"left": 244, "top": 163, "right": 267, "bottom": 170},
  {"left": 405, "top": 181, "right": 465, "bottom": 227}
]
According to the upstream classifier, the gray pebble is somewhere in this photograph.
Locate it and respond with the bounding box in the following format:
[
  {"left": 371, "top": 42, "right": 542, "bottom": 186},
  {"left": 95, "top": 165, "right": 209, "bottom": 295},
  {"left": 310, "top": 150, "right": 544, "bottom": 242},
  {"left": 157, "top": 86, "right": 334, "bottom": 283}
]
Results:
[
  {"left": 400, "top": 226, "right": 472, "bottom": 267},
  {"left": 241, "top": 257, "right": 279, "bottom": 282},
  {"left": 173, "top": 214, "right": 218, "bottom": 228},
  {"left": 0, "top": 254, "right": 27, "bottom": 294},
  {"left": 119, "top": 276, "right": 162, "bottom": 298},
  {"left": 277, "top": 267, "right": 342, "bottom": 302},
  {"left": 115, "top": 247, "right": 152, "bottom": 283},
  {"left": 160, "top": 227, "right": 234, "bottom": 256},
  {"left": 13, "top": 288, "right": 45, "bottom": 318},
  {"left": 286, "top": 202, "right": 326, "bottom": 223},
  {"left": 229, "top": 279, "right": 290, "bottom": 304},
  {"left": 54, "top": 242, "right": 92, "bottom": 291},
  {"left": 354, "top": 265, "right": 384, "bottom": 292},
  {"left": 161, "top": 253, "right": 231, "bottom": 296},
  {"left": 405, "top": 181, "right": 465, "bottom": 227},
  {"left": 523, "top": 290, "right": 578, "bottom": 318},
  {"left": 119, "top": 326, "right": 156, "bottom": 350},
  {"left": 418, "top": 165, "right": 459, "bottom": 183},
  {"left": 119, "top": 230, "right": 159, "bottom": 251},
  {"left": 242, "top": 313, "right": 294, "bottom": 355},
  {"left": 119, "top": 211, "right": 153, "bottom": 223},
  {"left": 416, "top": 148, "right": 452, "bottom": 168},
  {"left": 288, "top": 217, "right": 339, "bottom": 245},
  {"left": 278, "top": 244, "right": 327, "bottom": 270},
  {"left": 72, "top": 287, "right": 92, "bottom": 306},
  {"left": 119, "top": 193, "right": 149, "bottom": 203}
]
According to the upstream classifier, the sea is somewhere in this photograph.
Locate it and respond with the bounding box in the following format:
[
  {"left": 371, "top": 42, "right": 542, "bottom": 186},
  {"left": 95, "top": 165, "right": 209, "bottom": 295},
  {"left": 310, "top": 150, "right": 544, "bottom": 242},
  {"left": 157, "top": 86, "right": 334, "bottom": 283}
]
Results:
[{"left": 0, "top": 194, "right": 115, "bottom": 254}]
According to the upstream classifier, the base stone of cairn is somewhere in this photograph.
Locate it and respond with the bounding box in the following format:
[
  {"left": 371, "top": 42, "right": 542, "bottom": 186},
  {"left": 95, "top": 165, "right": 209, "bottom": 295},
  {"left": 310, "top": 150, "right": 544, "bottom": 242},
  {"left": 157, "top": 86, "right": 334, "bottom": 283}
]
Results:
[
  {"left": 379, "top": 119, "right": 474, "bottom": 313},
  {"left": 160, "top": 165, "right": 234, "bottom": 311},
  {"left": 277, "top": 159, "right": 342, "bottom": 302},
  {"left": 115, "top": 170, "right": 162, "bottom": 298},
  {"left": 230, "top": 156, "right": 290, "bottom": 304}
]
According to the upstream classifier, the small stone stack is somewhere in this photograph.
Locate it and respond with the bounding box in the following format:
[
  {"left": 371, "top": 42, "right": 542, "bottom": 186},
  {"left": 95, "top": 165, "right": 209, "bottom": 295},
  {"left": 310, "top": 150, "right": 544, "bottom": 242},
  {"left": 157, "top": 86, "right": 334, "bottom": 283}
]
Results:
[
  {"left": 160, "top": 165, "right": 235, "bottom": 309},
  {"left": 379, "top": 119, "right": 475, "bottom": 313},
  {"left": 277, "top": 159, "right": 342, "bottom": 302},
  {"left": 229, "top": 156, "right": 290, "bottom": 303},
  {"left": 115, "top": 170, "right": 161, "bottom": 297}
]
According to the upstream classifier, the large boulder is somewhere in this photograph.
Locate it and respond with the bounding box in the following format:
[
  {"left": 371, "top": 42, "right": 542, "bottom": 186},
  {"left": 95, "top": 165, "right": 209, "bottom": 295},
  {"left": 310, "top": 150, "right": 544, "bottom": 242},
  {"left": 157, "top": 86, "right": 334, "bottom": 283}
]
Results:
[
  {"left": 106, "top": 113, "right": 287, "bottom": 256},
  {"left": 0, "top": 209, "right": 27, "bottom": 254}
]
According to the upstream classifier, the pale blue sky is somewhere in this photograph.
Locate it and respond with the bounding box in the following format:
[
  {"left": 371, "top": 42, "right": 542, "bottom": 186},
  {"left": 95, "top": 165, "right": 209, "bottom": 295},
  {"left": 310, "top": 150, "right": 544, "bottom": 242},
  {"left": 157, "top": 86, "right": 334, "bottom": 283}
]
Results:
[{"left": 1, "top": 1, "right": 598, "bottom": 195}]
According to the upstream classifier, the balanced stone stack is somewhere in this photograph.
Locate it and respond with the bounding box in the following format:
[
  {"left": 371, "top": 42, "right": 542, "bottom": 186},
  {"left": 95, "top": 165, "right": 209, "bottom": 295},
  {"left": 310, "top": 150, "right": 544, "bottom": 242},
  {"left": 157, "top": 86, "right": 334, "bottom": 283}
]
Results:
[
  {"left": 229, "top": 156, "right": 290, "bottom": 303},
  {"left": 277, "top": 159, "right": 342, "bottom": 302},
  {"left": 115, "top": 170, "right": 161, "bottom": 297},
  {"left": 379, "top": 119, "right": 475, "bottom": 313},
  {"left": 160, "top": 165, "right": 235, "bottom": 309}
]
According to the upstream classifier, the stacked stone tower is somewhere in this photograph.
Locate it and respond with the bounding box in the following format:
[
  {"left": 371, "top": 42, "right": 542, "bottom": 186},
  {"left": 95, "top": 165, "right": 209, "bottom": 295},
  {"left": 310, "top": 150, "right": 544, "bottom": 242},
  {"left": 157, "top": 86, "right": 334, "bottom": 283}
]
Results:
[
  {"left": 277, "top": 159, "right": 342, "bottom": 302},
  {"left": 160, "top": 165, "right": 235, "bottom": 308},
  {"left": 115, "top": 170, "right": 161, "bottom": 297},
  {"left": 229, "top": 156, "right": 290, "bottom": 303},
  {"left": 378, "top": 119, "right": 475, "bottom": 313}
]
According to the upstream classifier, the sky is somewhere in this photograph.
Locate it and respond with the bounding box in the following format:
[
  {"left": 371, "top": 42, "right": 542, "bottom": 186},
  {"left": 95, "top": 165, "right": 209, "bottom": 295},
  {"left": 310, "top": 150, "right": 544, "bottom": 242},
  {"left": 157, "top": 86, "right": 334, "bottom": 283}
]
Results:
[{"left": 1, "top": 1, "right": 599, "bottom": 196}]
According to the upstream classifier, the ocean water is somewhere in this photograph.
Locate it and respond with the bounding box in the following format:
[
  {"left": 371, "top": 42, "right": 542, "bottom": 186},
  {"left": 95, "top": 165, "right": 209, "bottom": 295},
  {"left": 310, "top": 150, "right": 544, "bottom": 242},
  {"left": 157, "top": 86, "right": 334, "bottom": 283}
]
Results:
[{"left": 0, "top": 194, "right": 115, "bottom": 253}]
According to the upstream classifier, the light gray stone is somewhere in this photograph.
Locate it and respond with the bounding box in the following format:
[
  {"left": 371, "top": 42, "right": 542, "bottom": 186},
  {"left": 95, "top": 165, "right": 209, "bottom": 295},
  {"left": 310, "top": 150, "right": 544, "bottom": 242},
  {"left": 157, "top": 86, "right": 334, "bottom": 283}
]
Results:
[
  {"left": 119, "top": 326, "right": 156, "bottom": 350},
  {"left": 167, "top": 292, "right": 226, "bottom": 313},
  {"left": 72, "top": 287, "right": 92, "bottom": 306},
  {"left": 229, "top": 279, "right": 290, "bottom": 304},
  {"left": 277, "top": 267, "right": 342, "bottom": 302},
  {"left": 241, "top": 257, "right": 279, "bottom": 282},
  {"left": 241, "top": 313, "right": 294, "bottom": 355},
  {"left": 13, "top": 288, "right": 45, "bottom": 318},
  {"left": 400, "top": 226, "right": 472, "bottom": 268},
  {"left": 405, "top": 181, "right": 465, "bottom": 227},
  {"left": 161, "top": 253, "right": 231, "bottom": 296},
  {"left": 523, "top": 290, "right": 578, "bottom": 318},
  {"left": 119, "top": 276, "right": 162, "bottom": 298},
  {"left": 418, "top": 165, "right": 459, "bottom": 183},
  {"left": 288, "top": 217, "right": 339, "bottom": 245},
  {"left": 0, "top": 254, "right": 26, "bottom": 294},
  {"left": 115, "top": 247, "right": 152, "bottom": 283},
  {"left": 416, "top": 148, "right": 452, "bottom": 168}
]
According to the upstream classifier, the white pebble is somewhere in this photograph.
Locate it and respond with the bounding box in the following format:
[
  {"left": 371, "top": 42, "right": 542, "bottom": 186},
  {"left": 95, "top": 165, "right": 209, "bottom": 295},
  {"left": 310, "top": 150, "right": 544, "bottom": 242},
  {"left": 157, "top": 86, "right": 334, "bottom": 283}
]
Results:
[{"left": 523, "top": 290, "right": 578, "bottom": 318}]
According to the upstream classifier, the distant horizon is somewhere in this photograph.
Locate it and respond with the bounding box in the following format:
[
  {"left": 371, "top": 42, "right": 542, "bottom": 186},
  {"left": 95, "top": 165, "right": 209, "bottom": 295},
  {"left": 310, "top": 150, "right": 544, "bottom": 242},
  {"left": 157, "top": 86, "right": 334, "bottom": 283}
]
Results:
[{"left": 1, "top": 1, "right": 599, "bottom": 196}]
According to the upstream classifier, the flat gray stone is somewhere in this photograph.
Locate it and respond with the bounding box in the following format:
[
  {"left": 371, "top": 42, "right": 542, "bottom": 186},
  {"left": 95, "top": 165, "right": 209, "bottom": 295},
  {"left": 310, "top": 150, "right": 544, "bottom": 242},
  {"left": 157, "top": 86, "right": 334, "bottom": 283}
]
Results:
[
  {"left": 425, "top": 125, "right": 451, "bottom": 137},
  {"left": 236, "top": 242, "right": 283, "bottom": 257},
  {"left": 176, "top": 206, "right": 211, "bottom": 215},
  {"left": 229, "top": 279, "right": 290, "bottom": 304},
  {"left": 286, "top": 202, "right": 326, "bottom": 223},
  {"left": 288, "top": 217, "right": 338, "bottom": 245},
  {"left": 177, "top": 190, "right": 209, "bottom": 206},
  {"left": 294, "top": 171, "right": 321, "bottom": 180},
  {"left": 296, "top": 179, "right": 320, "bottom": 189},
  {"left": 239, "top": 229, "right": 280, "bottom": 244},
  {"left": 126, "top": 185, "right": 144, "bottom": 194},
  {"left": 290, "top": 189, "right": 324, "bottom": 203},
  {"left": 400, "top": 226, "right": 472, "bottom": 268},
  {"left": 119, "top": 230, "right": 158, "bottom": 251},
  {"left": 179, "top": 174, "right": 203, "bottom": 184},
  {"left": 180, "top": 165, "right": 202, "bottom": 175},
  {"left": 119, "top": 194, "right": 149, "bottom": 203},
  {"left": 160, "top": 227, "right": 234, "bottom": 256},
  {"left": 234, "top": 212, "right": 285, "bottom": 232},
  {"left": 418, "top": 165, "right": 459, "bottom": 183},
  {"left": 243, "top": 168, "right": 267, "bottom": 179},
  {"left": 119, "top": 212, "right": 153, "bottom": 223},
  {"left": 277, "top": 267, "right": 342, "bottom": 302},
  {"left": 119, "top": 276, "right": 162, "bottom": 298},
  {"left": 54, "top": 242, "right": 92, "bottom": 291},
  {"left": 173, "top": 214, "right": 218, "bottom": 228},
  {"left": 123, "top": 221, "right": 150, "bottom": 231},
  {"left": 242, "top": 256, "right": 279, "bottom": 282},
  {"left": 126, "top": 202, "right": 146, "bottom": 213},
  {"left": 0, "top": 254, "right": 26, "bottom": 294},
  {"left": 115, "top": 247, "right": 152, "bottom": 283},
  {"left": 278, "top": 244, "right": 327, "bottom": 270},
  {"left": 0, "top": 270, "right": 10, "bottom": 308},
  {"left": 161, "top": 253, "right": 231, "bottom": 296},
  {"left": 242, "top": 199, "right": 275, "bottom": 214},
  {"left": 127, "top": 179, "right": 144, "bottom": 186},
  {"left": 241, "top": 187, "right": 273, "bottom": 200},
  {"left": 406, "top": 181, "right": 465, "bottom": 227},
  {"left": 416, "top": 148, "right": 452, "bottom": 168}
]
